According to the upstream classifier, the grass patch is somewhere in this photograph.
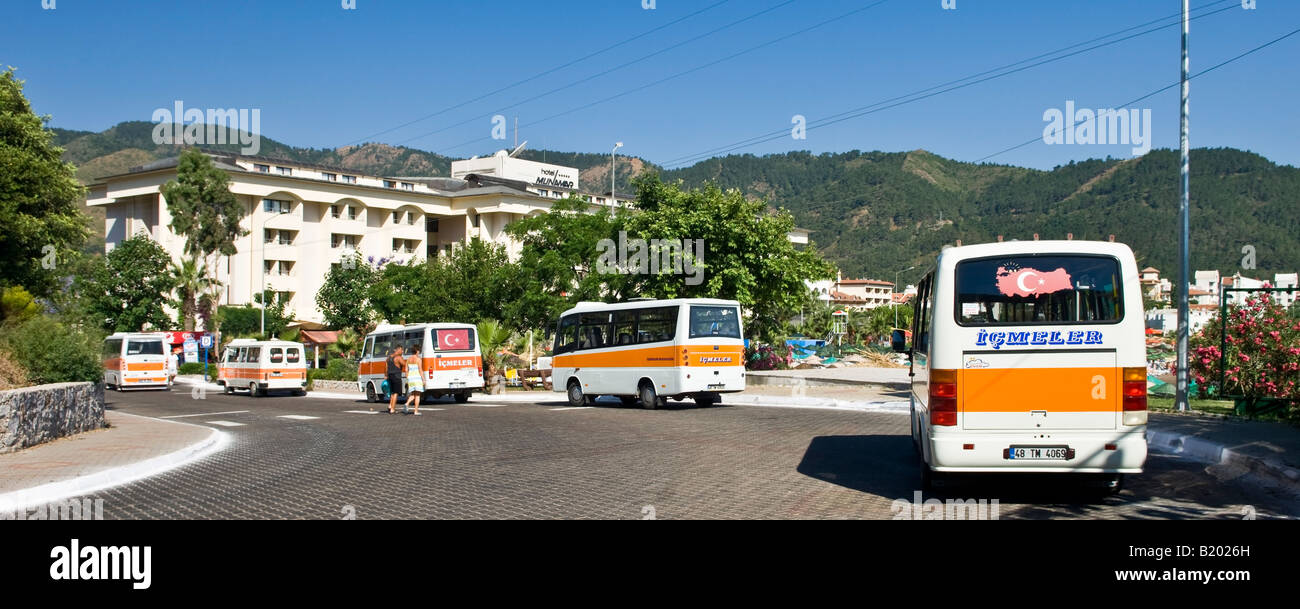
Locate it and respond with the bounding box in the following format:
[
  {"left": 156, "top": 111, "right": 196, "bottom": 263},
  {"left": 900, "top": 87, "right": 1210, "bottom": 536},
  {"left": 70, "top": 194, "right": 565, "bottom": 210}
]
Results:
[{"left": 1148, "top": 397, "right": 1236, "bottom": 417}]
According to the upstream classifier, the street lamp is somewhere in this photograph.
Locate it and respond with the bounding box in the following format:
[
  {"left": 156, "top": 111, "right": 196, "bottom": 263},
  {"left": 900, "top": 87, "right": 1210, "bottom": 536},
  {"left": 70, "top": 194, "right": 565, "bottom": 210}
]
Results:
[
  {"left": 611, "top": 142, "right": 623, "bottom": 206},
  {"left": 260, "top": 206, "right": 290, "bottom": 338},
  {"left": 894, "top": 265, "right": 916, "bottom": 329}
]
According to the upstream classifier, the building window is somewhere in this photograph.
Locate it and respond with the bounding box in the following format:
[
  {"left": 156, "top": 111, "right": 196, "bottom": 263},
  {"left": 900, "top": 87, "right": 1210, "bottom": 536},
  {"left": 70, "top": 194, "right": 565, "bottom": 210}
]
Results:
[
  {"left": 264, "top": 229, "right": 276, "bottom": 244},
  {"left": 383, "top": 180, "right": 396, "bottom": 189},
  {"left": 392, "top": 211, "right": 401, "bottom": 223},
  {"left": 332, "top": 234, "right": 357, "bottom": 250},
  {"left": 470, "top": 213, "right": 480, "bottom": 228},
  {"left": 401, "top": 182, "right": 414, "bottom": 191},
  {"left": 322, "top": 172, "right": 337, "bottom": 182},
  {"left": 254, "top": 164, "right": 270, "bottom": 173},
  {"left": 276, "top": 166, "right": 292, "bottom": 175},
  {"left": 406, "top": 211, "right": 416, "bottom": 225},
  {"left": 426, "top": 218, "right": 440, "bottom": 233},
  {"left": 330, "top": 205, "right": 340, "bottom": 218},
  {"left": 538, "top": 189, "right": 549, "bottom": 197},
  {"left": 348, "top": 206, "right": 358, "bottom": 220},
  {"left": 341, "top": 175, "right": 357, "bottom": 184},
  {"left": 263, "top": 198, "right": 290, "bottom": 213}
]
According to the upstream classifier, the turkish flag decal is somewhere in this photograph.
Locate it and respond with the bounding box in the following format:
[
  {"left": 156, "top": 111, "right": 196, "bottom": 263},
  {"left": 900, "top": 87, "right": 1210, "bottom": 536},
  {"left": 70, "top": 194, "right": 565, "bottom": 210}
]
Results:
[
  {"left": 437, "top": 329, "right": 471, "bottom": 351},
  {"left": 995, "top": 266, "right": 1073, "bottom": 297}
]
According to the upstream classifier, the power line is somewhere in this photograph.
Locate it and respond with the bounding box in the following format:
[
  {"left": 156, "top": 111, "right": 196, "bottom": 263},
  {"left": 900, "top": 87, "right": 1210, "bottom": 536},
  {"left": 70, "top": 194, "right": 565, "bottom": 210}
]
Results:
[
  {"left": 392, "top": 0, "right": 805, "bottom": 148},
  {"left": 977, "top": 25, "right": 1300, "bottom": 163},
  {"left": 342, "top": 0, "right": 734, "bottom": 147},
  {"left": 661, "top": 0, "right": 1240, "bottom": 167},
  {"left": 425, "top": 0, "right": 898, "bottom": 156}
]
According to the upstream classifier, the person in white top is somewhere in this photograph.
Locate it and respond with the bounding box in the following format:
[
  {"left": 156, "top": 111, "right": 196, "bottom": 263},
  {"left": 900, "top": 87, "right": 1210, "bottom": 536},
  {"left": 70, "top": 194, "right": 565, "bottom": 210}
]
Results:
[{"left": 167, "top": 347, "right": 180, "bottom": 385}]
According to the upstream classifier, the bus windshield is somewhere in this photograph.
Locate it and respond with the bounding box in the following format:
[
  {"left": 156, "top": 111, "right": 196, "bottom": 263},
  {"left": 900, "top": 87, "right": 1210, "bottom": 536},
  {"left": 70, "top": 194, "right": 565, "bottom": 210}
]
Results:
[
  {"left": 689, "top": 305, "right": 742, "bottom": 339},
  {"left": 955, "top": 255, "right": 1123, "bottom": 325}
]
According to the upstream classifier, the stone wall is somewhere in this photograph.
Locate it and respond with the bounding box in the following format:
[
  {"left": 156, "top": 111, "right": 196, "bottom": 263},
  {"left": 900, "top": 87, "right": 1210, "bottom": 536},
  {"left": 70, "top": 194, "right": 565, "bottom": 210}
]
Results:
[
  {"left": 0, "top": 382, "right": 105, "bottom": 454},
  {"left": 311, "top": 379, "right": 359, "bottom": 394}
]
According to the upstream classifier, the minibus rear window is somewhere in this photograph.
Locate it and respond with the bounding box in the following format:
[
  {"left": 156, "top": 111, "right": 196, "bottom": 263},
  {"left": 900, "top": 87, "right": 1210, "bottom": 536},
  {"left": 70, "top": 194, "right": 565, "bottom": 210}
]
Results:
[
  {"left": 435, "top": 328, "right": 476, "bottom": 352},
  {"left": 126, "top": 340, "right": 164, "bottom": 356},
  {"left": 955, "top": 255, "right": 1123, "bottom": 325},
  {"left": 689, "top": 306, "right": 742, "bottom": 339}
]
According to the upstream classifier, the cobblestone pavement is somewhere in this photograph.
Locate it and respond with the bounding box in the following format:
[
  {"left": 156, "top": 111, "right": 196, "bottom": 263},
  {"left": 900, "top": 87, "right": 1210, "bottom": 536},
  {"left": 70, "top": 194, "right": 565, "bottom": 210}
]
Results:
[{"left": 95, "top": 388, "right": 1300, "bottom": 520}]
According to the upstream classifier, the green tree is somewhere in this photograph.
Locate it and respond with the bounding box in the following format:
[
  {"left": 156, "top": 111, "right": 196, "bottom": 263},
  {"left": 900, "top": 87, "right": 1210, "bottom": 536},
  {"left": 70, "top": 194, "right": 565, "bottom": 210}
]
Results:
[
  {"left": 0, "top": 286, "right": 41, "bottom": 324},
  {"left": 0, "top": 68, "right": 91, "bottom": 297},
  {"left": 316, "top": 252, "right": 378, "bottom": 332},
  {"left": 76, "top": 234, "right": 176, "bottom": 332},
  {"left": 215, "top": 293, "right": 292, "bottom": 338},
  {"left": 0, "top": 316, "right": 102, "bottom": 384},
  {"left": 369, "top": 239, "right": 520, "bottom": 327},
  {"left": 505, "top": 197, "right": 632, "bottom": 332},
  {"left": 623, "top": 174, "right": 837, "bottom": 342},
  {"left": 476, "top": 319, "right": 514, "bottom": 380},
  {"left": 160, "top": 148, "right": 247, "bottom": 326},
  {"left": 169, "top": 257, "right": 215, "bottom": 331}
]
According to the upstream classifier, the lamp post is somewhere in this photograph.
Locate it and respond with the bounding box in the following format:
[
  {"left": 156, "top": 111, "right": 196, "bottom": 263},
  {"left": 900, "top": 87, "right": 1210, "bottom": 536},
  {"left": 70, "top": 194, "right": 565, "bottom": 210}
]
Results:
[
  {"left": 894, "top": 265, "right": 916, "bottom": 329},
  {"left": 611, "top": 142, "right": 623, "bottom": 206},
  {"left": 260, "top": 206, "right": 290, "bottom": 338}
]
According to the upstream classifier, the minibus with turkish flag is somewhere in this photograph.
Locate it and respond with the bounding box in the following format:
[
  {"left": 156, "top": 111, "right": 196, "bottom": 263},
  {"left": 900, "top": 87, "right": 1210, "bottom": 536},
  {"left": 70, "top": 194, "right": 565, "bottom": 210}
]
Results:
[
  {"left": 358, "top": 323, "right": 483, "bottom": 403},
  {"left": 892, "top": 240, "right": 1147, "bottom": 491}
]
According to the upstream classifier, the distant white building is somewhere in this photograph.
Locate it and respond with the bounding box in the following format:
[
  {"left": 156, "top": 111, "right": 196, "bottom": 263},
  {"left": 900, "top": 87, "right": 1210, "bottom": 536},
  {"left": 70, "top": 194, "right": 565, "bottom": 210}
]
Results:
[{"left": 1146, "top": 307, "right": 1216, "bottom": 334}]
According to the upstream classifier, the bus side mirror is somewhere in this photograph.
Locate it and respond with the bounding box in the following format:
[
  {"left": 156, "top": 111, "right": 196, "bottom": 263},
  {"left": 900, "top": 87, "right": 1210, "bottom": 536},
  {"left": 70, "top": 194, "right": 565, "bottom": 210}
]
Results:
[{"left": 891, "top": 329, "right": 908, "bottom": 353}]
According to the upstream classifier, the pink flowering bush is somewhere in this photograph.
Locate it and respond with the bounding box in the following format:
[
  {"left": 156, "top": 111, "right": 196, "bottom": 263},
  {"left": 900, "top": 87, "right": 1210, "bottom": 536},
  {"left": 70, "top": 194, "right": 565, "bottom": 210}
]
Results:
[{"left": 1190, "top": 288, "right": 1300, "bottom": 401}]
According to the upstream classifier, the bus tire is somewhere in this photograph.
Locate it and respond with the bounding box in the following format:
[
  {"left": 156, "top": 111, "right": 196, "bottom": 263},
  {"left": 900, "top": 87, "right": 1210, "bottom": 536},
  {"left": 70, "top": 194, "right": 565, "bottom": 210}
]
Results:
[
  {"left": 454, "top": 392, "right": 469, "bottom": 403},
  {"left": 365, "top": 382, "right": 378, "bottom": 403},
  {"left": 638, "top": 382, "right": 663, "bottom": 410},
  {"left": 567, "top": 380, "right": 586, "bottom": 407},
  {"left": 223, "top": 383, "right": 233, "bottom": 395},
  {"left": 249, "top": 382, "right": 261, "bottom": 397}
]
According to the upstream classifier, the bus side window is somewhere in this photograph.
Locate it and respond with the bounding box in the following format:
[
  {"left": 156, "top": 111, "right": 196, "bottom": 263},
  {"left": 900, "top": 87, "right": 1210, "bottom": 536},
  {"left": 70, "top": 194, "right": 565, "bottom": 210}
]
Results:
[
  {"left": 613, "top": 310, "right": 636, "bottom": 346},
  {"left": 913, "top": 275, "right": 933, "bottom": 354},
  {"left": 555, "top": 315, "right": 579, "bottom": 355}
]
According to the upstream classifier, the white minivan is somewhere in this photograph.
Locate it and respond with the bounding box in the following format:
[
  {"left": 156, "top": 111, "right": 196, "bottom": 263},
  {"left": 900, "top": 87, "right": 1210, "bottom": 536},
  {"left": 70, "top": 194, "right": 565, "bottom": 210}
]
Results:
[
  {"left": 218, "top": 339, "right": 308, "bottom": 397},
  {"left": 894, "top": 240, "right": 1148, "bottom": 491}
]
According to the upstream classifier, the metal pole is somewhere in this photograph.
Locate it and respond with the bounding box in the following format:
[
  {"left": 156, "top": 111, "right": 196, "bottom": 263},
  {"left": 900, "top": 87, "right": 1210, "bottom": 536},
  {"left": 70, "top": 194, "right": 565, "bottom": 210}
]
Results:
[
  {"left": 1175, "top": 0, "right": 1191, "bottom": 412},
  {"left": 611, "top": 142, "right": 623, "bottom": 206}
]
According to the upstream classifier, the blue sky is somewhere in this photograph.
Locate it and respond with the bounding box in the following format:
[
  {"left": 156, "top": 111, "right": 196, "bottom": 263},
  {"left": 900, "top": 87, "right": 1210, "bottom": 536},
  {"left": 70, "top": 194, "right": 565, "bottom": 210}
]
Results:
[{"left": 3, "top": 0, "right": 1297, "bottom": 170}]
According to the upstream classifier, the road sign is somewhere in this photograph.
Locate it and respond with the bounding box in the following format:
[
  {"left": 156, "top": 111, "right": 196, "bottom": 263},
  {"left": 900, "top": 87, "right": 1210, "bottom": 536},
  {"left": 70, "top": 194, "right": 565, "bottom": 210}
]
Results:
[{"left": 200, "top": 335, "right": 213, "bottom": 349}]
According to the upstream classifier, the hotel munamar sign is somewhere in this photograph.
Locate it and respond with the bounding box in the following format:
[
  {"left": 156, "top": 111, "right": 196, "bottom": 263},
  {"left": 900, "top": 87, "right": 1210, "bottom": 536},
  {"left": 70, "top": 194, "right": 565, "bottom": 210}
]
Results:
[{"left": 450, "top": 151, "right": 580, "bottom": 191}]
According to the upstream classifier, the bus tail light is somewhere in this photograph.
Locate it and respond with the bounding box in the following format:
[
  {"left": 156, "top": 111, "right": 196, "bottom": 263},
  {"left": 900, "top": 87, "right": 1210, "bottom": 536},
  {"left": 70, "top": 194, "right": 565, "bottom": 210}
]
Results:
[
  {"left": 929, "top": 369, "right": 958, "bottom": 427},
  {"left": 1122, "top": 367, "right": 1147, "bottom": 425}
]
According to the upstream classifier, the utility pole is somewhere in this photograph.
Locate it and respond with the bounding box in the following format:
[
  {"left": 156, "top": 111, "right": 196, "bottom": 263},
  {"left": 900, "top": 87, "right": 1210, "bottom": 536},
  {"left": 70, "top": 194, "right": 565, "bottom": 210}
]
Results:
[
  {"left": 611, "top": 142, "right": 623, "bottom": 206},
  {"left": 1176, "top": 0, "right": 1191, "bottom": 412}
]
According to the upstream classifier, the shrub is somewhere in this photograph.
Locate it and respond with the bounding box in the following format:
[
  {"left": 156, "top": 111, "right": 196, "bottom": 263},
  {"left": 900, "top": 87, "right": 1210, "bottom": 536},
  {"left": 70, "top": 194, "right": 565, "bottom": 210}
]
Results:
[
  {"left": 309, "top": 358, "right": 358, "bottom": 382},
  {"left": 178, "top": 362, "right": 207, "bottom": 375},
  {"left": 0, "top": 316, "right": 102, "bottom": 384},
  {"left": 1190, "top": 290, "right": 1300, "bottom": 401},
  {"left": 0, "top": 348, "right": 30, "bottom": 390}
]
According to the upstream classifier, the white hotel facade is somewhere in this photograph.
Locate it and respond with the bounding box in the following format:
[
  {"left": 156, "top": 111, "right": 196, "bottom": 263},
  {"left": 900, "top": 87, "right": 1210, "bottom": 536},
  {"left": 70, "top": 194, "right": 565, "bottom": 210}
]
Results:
[
  {"left": 87, "top": 149, "right": 635, "bottom": 327},
  {"left": 89, "top": 149, "right": 812, "bottom": 329}
]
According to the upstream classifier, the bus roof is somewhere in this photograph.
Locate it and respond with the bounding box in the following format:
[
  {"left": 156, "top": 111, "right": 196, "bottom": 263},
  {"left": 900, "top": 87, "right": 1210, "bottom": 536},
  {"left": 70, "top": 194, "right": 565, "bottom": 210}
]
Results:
[
  {"left": 226, "top": 338, "right": 304, "bottom": 346},
  {"left": 368, "top": 322, "right": 477, "bottom": 335},
  {"left": 105, "top": 332, "right": 167, "bottom": 340},
  {"left": 937, "top": 240, "right": 1135, "bottom": 265},
  {"left": 559, "top": 298, "right": 740, "bottom": 317}
]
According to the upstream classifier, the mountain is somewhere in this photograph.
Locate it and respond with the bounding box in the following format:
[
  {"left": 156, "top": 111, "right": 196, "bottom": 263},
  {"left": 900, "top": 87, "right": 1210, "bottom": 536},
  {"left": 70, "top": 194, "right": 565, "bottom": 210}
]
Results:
[
  {"left": 660, "top": 148, "right": 1300, "bottom": 280},
  {"left": 57, "top": 121, "right": 1298, "bottom": 280}
]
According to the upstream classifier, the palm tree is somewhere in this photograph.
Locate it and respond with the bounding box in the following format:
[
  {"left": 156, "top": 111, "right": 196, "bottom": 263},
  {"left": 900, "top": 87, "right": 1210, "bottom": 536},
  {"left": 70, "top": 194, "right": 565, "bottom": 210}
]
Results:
[
  {"left": 476, "top": 320, "right": 514, "bottom": 380},
  {"left": 328, "top": 327, "right": 362, "bottom": 360},
  {"left": 170, "top": 258, "right": 215, "bottom": 331}
]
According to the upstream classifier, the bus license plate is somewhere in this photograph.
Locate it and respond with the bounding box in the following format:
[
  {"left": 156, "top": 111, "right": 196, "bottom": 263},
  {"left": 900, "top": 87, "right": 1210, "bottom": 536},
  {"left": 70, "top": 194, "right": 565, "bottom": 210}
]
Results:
[
  {"left": 1007, "top": 446, "right": 1071, "bottom": 460},
  {"left": 707, "top": 383, "right": 726, "bottom": 390}
]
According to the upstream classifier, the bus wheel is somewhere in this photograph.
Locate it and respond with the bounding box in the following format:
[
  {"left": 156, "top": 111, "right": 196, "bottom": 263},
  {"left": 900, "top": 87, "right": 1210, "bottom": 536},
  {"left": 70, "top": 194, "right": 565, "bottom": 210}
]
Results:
[
  {"left": 1103, "top": 474, "right": 1124, "bottom": 495},
  {"left": 365, "top": 383, "right": 377, "bottom": 403},
  {"left": 223, "top": 383, "right": 233, "bottom": 395},
  {"left": 638, "top": 383, "right": 662, "bottom": 410},
  {"left": 454, "top": 392, "right": 469, "bottom": 403},
  {"left": 567, "top": 381, "right": 586, "bottom": 407},
  {"left": 249, "top": 382, "right": 260, "bottom": 397}
]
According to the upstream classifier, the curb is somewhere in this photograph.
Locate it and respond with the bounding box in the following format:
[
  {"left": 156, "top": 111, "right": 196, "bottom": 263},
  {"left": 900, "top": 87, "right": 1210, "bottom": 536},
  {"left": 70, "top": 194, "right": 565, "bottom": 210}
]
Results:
[
  {"left": 1146, "top": 428, "right": 1300, "bottom": 494},
  {"left": 0, "top": 412, "right": 229, "bottom": 513}
]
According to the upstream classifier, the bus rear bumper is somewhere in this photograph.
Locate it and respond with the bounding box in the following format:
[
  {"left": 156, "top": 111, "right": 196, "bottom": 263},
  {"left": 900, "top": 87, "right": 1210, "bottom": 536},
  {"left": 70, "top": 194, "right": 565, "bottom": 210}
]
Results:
[{"left": 928, "top": 428, "right": 1147, "bottom": 473}]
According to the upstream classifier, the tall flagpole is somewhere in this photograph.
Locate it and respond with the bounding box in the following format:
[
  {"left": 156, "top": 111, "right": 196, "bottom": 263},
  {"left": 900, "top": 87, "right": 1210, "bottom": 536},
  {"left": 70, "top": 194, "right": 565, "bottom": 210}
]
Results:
[{"left": 1176, "top": 0, "right": 1191, "bottom": 412}]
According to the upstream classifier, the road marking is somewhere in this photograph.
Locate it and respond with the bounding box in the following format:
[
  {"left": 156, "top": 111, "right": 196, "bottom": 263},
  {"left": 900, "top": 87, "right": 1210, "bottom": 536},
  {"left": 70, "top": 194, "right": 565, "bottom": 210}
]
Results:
[
  {"left": 464, "top": 404, "right": 505, "bottom": 408},
  {"left": 160, "top": 410, "right": 249, "bottom": 419},
  {"left": 343, "top": 410, "right": 380, "bottom": 415},
  {"left": 549, "top": 407, "right": 595, "bottom": 411},
  {"left": 277, "top": 415, "right": 320, "bottom": 420},
  {"left": 206, "top": 420, "right": 245, "bottom": 427}
]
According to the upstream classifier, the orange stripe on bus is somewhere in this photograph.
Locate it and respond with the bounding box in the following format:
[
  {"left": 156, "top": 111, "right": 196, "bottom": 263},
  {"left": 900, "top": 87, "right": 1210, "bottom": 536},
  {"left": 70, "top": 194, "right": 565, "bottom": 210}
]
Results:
[
  {"left": 959, "top": 367, "right": 1119, "bottom": 413},
  {"left": 126, "top": 362, "right": 165, "bottom": 372},
  {"left": 554, "top": 344, "right": 744, "bottom": 368}
]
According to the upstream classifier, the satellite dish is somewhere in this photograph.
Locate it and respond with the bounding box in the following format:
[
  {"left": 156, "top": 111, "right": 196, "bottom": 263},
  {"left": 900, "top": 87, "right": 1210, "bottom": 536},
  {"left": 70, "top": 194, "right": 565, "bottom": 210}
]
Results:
[{"left": 509, "top": 141, "right": 528, "bottom": 157}]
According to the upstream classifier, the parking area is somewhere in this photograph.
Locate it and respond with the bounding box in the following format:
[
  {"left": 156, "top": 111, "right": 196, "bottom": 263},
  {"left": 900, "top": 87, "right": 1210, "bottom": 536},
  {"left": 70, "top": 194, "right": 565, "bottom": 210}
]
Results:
[{"left": 95, "top": 387, "right": 1300, "bottom": 519}]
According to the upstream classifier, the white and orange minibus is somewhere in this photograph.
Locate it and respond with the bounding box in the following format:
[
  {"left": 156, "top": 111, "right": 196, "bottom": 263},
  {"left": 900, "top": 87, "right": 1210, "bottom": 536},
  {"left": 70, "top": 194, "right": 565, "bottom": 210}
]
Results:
[
  {"left": 357, "top": 323, "right": 483, "bottom": 403},
  {"left": 103, "top": 332, "right": 170, "bottom": 391},
  {"left": 217, "top": 339, "right": 308, "bottom": 397},
  {"left": 551, "top": 298, "right": 746, "bottom": 408},
  {"left": 893, "top": 240, "right": 1147, "bottom": 491}
]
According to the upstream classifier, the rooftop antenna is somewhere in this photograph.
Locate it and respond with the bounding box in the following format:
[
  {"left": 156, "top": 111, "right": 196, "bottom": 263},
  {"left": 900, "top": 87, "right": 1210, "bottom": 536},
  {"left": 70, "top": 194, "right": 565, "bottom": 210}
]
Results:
[{"left": 509, "top": 141, "right": 528, "bottom": 158}]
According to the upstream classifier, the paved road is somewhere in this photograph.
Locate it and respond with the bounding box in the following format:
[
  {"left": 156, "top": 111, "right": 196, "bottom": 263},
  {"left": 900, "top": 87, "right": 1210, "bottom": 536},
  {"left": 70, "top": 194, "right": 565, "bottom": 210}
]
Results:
[{"left": 97, "top": 387, "right": 1299, "bottom": 519}]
